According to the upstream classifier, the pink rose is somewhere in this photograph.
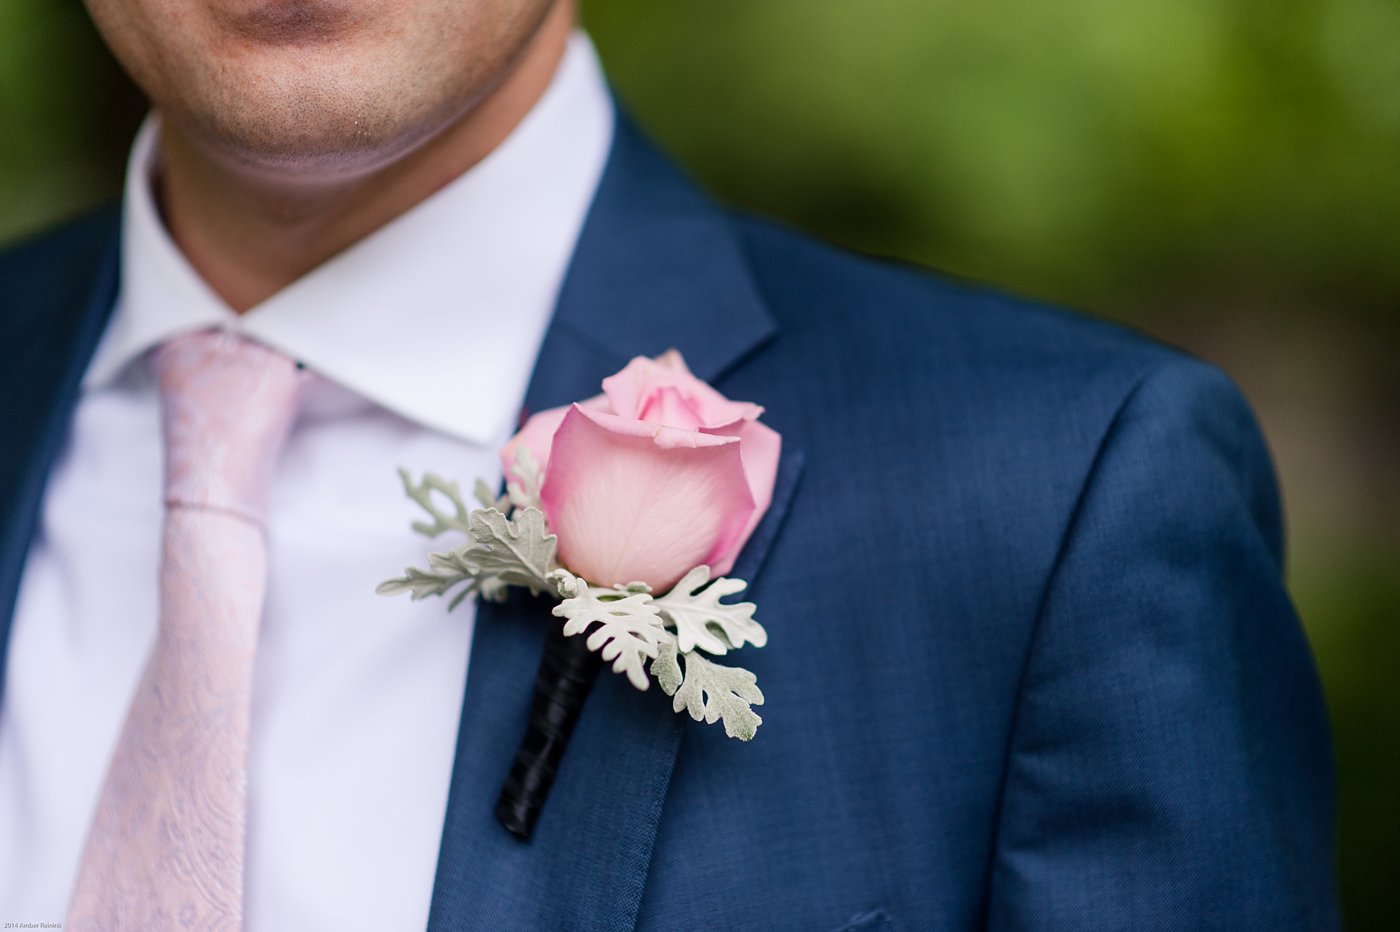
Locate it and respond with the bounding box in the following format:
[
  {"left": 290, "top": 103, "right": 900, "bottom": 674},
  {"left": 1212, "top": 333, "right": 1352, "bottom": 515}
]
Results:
[{"left": 502, "top": 350, "right": 781, "bottom": 592}]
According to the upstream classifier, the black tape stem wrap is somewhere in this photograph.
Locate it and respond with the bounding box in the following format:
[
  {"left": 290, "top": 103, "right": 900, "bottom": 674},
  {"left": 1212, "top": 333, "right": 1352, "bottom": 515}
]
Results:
[{"left": 494, "top": 621, "right": 603, "bottom": 839}]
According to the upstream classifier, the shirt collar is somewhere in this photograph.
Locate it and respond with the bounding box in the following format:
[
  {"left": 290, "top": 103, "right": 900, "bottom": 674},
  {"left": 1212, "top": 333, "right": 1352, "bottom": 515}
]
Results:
[{"left": 86, "top": 32, "right": 615, "bottom": 446}]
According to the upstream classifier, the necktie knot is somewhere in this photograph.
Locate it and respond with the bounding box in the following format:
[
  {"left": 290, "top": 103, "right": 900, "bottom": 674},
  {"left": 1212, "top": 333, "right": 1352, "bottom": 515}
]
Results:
[{"left": 153, "top": 329, "right": 304, "bottom": 524}]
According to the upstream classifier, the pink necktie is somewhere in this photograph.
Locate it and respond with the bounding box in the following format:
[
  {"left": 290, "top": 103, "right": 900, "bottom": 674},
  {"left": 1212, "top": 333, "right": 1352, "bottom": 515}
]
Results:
[{"left": 69, "top": 330, "right": 303, "bottom": 930}]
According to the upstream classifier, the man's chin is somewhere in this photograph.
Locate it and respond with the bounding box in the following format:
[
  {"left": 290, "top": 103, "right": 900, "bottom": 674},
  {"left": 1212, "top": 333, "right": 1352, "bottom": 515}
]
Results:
[
  {"left": 173, "top": 104, "right": 436, "bottom": 181},
  {"left": 169, "top": 84, "right": 454, "bottom": 183}
]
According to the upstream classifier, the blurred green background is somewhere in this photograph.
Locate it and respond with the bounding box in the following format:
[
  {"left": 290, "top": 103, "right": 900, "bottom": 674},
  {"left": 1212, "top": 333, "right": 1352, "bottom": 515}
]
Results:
[{"left": 2, "top": 0, "right": 1395, "bottom": 924}]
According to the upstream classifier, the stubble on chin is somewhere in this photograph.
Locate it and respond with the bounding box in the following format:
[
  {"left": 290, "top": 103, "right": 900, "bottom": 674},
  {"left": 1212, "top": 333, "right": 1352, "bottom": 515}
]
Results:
[{"left": 167, "top": 49, "right": 476, "bottom": 180}]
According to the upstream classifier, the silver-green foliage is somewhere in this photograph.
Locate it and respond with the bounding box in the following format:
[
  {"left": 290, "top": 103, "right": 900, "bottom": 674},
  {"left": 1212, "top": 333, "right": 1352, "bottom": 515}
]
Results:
[
  {"left": 552, "top": 567, "right": 768, "bottom": 739},
  {"left": 653, "top": 639, "right": 764, "bottom": 741},
  {"left": 551, "top": 576, "right": 667, "bottom": 691},
  {"left": 653, "top": 565, "right": 767, "bottom": 655},
  {"left": 378, "top": 467, "right": 557, "bottom": 608},
  {"left": 382, "top": 466, "right": 769, "bottom": 738}
]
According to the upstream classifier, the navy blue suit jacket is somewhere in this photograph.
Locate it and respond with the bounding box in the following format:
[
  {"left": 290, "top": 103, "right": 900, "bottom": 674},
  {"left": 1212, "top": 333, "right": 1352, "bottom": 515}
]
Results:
[{"left": 0, "top": 118, "right": 1338, "bottom": 930}]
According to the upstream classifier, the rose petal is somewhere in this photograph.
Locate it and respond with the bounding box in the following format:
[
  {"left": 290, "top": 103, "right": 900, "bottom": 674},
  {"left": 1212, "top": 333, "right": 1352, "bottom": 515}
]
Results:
[
  {"left": 500, "top": 394, "right": 610, "bottom": 486},
  {"left": 702, "top": 417, "right": 782, "bottom": 576},
  {"left": 602, "top": 352, "right": 763, "bottom": 429},
  {"left": 638, "top": 384, "right": 705, "bottom": 430},
  {"left": 500, "top": 404, "right": 568, "bottom": 485},
  {"left": 654, "top": 348, "right": 688, "bottom": 372},
  {"left": 540, "top": 404, "right": 756, "bottom": 590}
]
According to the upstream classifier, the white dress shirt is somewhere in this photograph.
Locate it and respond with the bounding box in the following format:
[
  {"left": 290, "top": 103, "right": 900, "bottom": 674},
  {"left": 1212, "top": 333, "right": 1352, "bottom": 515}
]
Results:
[{"left": 0, "top": 33, "right": 613, "bottom": 928}]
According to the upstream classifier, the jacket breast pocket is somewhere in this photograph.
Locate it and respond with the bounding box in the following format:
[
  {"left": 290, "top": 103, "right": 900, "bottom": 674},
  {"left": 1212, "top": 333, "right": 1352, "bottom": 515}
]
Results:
[{"left": 830, "top": 908, "right": 893, "bottom": 931}]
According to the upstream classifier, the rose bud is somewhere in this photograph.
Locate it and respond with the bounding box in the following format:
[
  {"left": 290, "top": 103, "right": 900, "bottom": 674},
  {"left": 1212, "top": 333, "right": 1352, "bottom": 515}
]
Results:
[{"left": 502, "top": 350, "right": 781, "bottom": 592}]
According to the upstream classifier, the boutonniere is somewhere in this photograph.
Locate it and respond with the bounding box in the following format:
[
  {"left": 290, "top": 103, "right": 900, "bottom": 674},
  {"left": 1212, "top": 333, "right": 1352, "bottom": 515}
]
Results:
[{"left": 378, "top": 351, "right": 780, "bottom": 831}]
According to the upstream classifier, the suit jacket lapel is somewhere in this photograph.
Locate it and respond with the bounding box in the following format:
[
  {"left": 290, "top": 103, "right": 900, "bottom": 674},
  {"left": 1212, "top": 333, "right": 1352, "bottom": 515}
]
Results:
[
  {"left": 0, "top": 211, "right": 120, "bottom": 705},
  {"left": 426, "top": 115, "right": 803, "bottom": 930}
]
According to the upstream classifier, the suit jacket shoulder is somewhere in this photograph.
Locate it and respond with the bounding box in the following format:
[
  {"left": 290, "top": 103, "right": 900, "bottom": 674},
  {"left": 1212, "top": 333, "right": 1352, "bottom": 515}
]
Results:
[
  {"left": 719, "top": 209, "right": 1254, "bottom": 613},
  {"left": 630, "top": 211, "right": 1336, "bottom": 930}
]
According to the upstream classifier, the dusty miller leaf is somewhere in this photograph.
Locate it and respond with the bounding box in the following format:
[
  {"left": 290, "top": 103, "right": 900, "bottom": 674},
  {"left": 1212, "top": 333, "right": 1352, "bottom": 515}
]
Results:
[
  {"left": 376, "top": 555, "right": 469, "bottom": 602},
  {"left": 397, "top": 469, "right": 472, "bottom": 538},
  {"left": 473, "top": 478, "right": 509, "bottom": 512},
  {"left": 652, "top": 636, "right": 684, "bottom": 695},
  {"left": 655, "top": 639, "right": 764, "bottom": 741},
  {"left": 464, "top": 507, "right": 557, "bottom": 595},
  {"left": 378, "top": 546, "right": 511, "bottom": 609},
  {"left": 439, "top": 550, "right": 511, "bottom": 606},
  {"left": 506, "top": 446, "right": 545, "bottom": 512},
  {"left": 553, "top": 585, "right": 666, "bottom": 691},
  {"left": 653, "top": 566, "right": 767, "bottom": 656},
  {"left": 550, "top": 569, "right": 651, "bottom": 600},
  {"left": 548, "top": 567, "right": 582, "bottom": 598},
  {"left": 380, "top": 506, "right": 553, "bottom": 606}
]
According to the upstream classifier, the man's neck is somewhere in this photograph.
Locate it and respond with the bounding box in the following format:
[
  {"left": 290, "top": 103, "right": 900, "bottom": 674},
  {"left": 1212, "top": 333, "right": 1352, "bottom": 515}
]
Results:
[{"left": 155, "top": 3, "right": 574, "bottom": 314}]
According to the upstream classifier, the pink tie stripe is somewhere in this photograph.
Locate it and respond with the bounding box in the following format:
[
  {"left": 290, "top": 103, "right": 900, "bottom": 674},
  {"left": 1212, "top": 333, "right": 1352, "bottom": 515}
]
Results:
[{"left": 69, "top": 330, "right": 303, "bottom": 930}]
